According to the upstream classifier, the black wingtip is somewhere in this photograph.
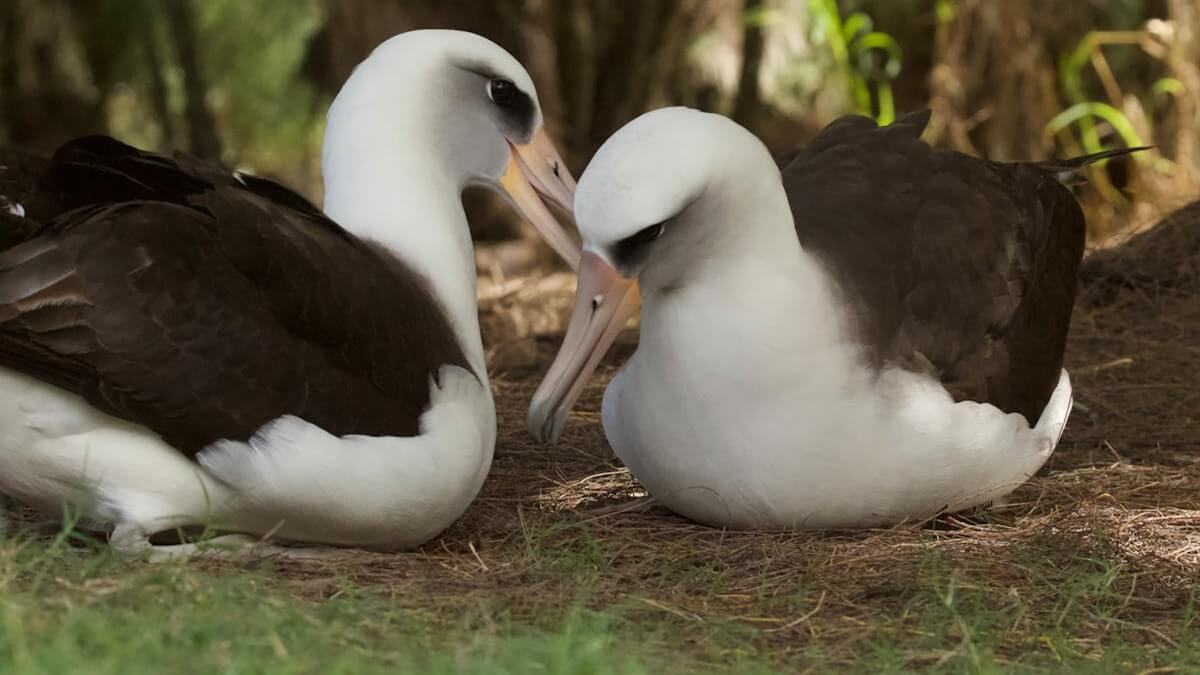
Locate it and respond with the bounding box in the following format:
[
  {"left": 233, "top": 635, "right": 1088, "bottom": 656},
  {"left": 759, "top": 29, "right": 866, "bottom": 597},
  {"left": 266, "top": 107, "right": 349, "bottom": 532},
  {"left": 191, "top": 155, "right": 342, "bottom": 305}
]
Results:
[
  {"left": 1035, "top": 146, "right": 1152, "bottom": 185},
  {"left": 1063, "top": 145, "right": 1152, "bottom": 167}
]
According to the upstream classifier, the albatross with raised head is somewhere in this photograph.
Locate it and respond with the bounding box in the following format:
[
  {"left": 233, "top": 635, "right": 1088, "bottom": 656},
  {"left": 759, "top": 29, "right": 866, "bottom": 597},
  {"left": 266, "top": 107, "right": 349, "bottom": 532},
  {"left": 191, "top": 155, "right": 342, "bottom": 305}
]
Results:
[
  {"left": 0, "top": 29, "right": 578, "bottom": 557},
  {"left": 529, "top": 107, "right": 1137, "bottom": 529}
]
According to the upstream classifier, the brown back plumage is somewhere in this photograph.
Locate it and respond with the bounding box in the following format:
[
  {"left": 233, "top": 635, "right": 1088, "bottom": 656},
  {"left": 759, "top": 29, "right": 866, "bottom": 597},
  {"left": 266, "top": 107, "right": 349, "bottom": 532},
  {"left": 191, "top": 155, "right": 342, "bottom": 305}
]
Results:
[
  {"left": 0, "top": 136, "right": 470, "bottom": 457},
  {"left": 780, "top": 111, "right": 1128, "bottom": 422}
]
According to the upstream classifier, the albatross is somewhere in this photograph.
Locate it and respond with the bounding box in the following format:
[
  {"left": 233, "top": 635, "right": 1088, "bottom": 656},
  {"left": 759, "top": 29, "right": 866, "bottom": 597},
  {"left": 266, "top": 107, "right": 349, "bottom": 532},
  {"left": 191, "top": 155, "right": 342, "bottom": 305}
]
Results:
[
  {"left": 0, "top": 29, "right": 578, "bottom": 557},
  {"left": 529, "top": 107, "right": 1138, "bottom": 529}
]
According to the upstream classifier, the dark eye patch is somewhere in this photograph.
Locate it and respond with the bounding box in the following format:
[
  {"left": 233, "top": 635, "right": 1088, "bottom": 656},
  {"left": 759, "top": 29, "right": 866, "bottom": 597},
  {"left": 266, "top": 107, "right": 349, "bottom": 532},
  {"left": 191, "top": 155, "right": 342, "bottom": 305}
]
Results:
[
  {"left": 456, "top": 62, "right": 537, "bottom": 140},
  {"left": 612, "top": 222, "right": 665, "bottom": 269},
  {"left": 498, "top": 88, "right": 536, "bottom": 139},
  {"left": 485, "top": 77, "right": 535, "bottom": 138}
]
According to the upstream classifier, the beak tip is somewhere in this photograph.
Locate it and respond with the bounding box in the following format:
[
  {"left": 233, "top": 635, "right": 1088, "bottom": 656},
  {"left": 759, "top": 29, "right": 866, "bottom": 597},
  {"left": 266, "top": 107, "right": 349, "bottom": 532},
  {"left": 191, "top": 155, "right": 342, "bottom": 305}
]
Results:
[
  {"left": 550, "top": 409, "right": 569, "bottom": 444},
  {"left": 527, "top": 401, "right": 570, "bottom": 445},
  {"left": 527, "top": 403, "right": 550, "bottom": 444}
]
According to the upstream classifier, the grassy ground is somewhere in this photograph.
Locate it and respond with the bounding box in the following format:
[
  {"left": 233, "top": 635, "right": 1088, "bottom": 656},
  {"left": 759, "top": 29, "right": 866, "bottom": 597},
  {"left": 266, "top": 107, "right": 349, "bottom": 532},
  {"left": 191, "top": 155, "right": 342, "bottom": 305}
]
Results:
[
  {"left": 2, "top": 501, "right": 1197, "bottom": 673},
  {"left": 2, "top": 207, "right": 1198, "bottom": 674},
  {"left": 0, "top": 532, "right": 692, "bottom": 674}
]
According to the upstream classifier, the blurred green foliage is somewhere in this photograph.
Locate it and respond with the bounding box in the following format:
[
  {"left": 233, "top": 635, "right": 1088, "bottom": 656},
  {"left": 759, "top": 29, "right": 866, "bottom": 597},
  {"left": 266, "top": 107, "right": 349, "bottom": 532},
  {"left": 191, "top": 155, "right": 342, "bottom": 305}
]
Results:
[
  {"left": 807, "top": 0, "right": 902, "bottom": 124},
  {"left": 192, "top": 0, "right": 322, "bottom": 171},
  {"left": 69, "top": 0, "right": 322, "bottom": 181}
]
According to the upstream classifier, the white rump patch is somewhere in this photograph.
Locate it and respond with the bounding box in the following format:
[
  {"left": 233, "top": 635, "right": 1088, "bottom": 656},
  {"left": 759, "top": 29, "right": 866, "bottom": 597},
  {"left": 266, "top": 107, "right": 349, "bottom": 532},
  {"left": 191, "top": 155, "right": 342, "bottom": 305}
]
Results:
[{"left": 1, "top": 198, "right": 24, "bottom": 217}]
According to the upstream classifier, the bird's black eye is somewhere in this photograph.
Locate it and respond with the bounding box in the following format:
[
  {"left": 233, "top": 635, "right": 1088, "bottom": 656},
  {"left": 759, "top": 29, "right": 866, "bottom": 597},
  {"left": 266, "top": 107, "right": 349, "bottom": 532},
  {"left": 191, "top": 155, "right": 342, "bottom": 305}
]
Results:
[
  {"left": 622, "top": 222, "right": 666, "bottom": 248},
  {"left": 488, "top": 79, "right": 517, "bottom": 105}
]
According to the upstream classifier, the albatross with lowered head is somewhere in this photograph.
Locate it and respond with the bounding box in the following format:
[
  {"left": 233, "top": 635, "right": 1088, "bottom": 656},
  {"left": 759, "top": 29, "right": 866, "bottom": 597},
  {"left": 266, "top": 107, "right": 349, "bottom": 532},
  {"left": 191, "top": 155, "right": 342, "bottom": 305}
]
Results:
[
  {"left": 0, "top": 30, "right": 578, "bottom": 557},
  {"left": 529, "top": 107, "right": 1137, "bottom": 529}
]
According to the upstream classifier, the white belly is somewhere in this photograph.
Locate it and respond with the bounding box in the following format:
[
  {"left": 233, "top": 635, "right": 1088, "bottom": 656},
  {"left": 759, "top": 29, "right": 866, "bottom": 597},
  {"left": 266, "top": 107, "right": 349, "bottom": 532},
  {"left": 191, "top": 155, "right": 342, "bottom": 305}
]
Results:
[
  {"left": 602, "top": 358, "right": 1071, "bottom": 530},
  {"left": 0, "top": 364, "right": 495, "bottom": 549}
]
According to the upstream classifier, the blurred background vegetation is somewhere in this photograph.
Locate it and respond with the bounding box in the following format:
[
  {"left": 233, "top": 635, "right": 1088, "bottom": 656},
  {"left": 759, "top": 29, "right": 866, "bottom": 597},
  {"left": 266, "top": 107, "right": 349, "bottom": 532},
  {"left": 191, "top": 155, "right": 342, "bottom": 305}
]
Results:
[{"left": 2, "top": 0, "right": 1197, "bottom": 243}]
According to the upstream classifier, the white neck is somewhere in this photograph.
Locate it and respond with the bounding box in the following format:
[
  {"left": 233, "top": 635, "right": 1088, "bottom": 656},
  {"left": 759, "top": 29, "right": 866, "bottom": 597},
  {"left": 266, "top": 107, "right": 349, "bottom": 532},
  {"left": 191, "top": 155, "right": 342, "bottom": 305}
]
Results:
[{"left": 321, "top": 120, "right": 487, "bottom": 381}]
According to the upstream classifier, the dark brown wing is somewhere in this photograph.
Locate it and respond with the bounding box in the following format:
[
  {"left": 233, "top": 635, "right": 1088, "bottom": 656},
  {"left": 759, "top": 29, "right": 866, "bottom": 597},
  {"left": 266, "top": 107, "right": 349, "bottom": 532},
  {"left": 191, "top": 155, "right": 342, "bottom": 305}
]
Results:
[
  {"left": 0, "top": 136, "right": 469, "bottom": 457},
  {"left": 779, "top": 111, "right": 1095, "bottom": 422}
]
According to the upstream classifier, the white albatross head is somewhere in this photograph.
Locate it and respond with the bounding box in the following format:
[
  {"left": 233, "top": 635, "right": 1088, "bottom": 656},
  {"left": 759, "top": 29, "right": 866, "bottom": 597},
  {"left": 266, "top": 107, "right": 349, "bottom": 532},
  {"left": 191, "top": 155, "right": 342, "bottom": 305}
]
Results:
[
  {"left": 321, "top": 29, "right": 579, "bottom": 267},
  {"left": 528, "top": 107, "right": 786, "bottom": 442}
]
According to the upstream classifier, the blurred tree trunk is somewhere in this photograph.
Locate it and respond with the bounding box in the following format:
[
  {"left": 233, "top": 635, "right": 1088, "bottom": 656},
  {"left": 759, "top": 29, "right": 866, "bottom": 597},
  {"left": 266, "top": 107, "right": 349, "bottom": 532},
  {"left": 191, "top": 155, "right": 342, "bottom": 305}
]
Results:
[
  {"left": 0, "top": 2, "right": 18, "bottom": 144},
  {"left": 732, "top": 0, "right": 766, "bottom": 129},
  {"left": 928, "top": 0, "right": 1065, "bottom": 159},
  {"left": 163, "top": 1, "right": 222, "bottom": 158},
  {"left": 590, "top": 1, "right": 664, "bottom": 130},
  {"left": 141, "top": 13, "right": 176, "bottom": 149},
  {"left": 65, "top": 1, "right": 118, "bottom": 104},
  {"left": 1168, "top": 0, "right": 1200, "bottom": 176},
  {"left": 2, "top": 0, "right": 110, "bottom": 150},
  {"left": 515, "top": 0, "right": 563, "bottom": 133},
  {"left": 556, "top": 0, "right": 598, "bottom": 153},
  {"left": 577, "top": 0, "right": 718, "bottom": 161}
]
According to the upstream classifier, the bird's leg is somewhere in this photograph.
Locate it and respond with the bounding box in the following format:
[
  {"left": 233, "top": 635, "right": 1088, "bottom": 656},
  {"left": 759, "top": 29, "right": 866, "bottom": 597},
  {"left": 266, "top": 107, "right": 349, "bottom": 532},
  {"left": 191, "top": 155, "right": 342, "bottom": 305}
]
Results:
[
  {"left": 149, "top": 535, "right": 356, "bottom": 562},
  {"left": 110, "top": 522, "right": 154, "bottom": 559},
  {"left": 110, "top": 522, "right": 354, "bottom": 562}
]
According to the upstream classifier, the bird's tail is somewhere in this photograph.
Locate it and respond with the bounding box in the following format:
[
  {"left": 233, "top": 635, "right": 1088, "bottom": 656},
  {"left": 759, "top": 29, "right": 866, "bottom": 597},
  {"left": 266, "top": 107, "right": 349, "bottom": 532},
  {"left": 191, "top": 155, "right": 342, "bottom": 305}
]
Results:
[{"left": 1035, "top": 146, "right": 1151, "bottom": 185}]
